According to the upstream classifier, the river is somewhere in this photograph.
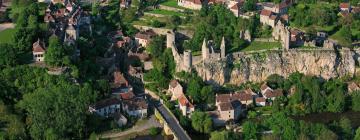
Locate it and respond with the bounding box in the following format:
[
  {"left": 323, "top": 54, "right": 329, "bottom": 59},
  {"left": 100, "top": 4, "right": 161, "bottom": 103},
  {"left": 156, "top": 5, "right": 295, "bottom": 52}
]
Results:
[{"left": 292, "top": 111, "right": 360, "bottom": 127}]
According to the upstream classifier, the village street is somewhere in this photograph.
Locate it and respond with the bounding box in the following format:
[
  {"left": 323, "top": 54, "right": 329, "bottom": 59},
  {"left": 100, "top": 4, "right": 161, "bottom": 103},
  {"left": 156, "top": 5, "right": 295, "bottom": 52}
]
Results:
[{"left": 100, "top": 115, "right": 162, "bottom": 139}]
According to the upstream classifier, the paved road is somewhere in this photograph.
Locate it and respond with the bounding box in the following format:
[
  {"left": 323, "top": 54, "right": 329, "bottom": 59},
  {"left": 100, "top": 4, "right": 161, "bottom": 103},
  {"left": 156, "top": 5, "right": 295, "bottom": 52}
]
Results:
[
  {"left": 0, "top": 23, "right": 14, "bottom": 32},
  {"left": 156, "top": 105, "right": 191, "bottom": 140},
  {"left": 100, "top": 115, "right": 161, "bottom": 139}
]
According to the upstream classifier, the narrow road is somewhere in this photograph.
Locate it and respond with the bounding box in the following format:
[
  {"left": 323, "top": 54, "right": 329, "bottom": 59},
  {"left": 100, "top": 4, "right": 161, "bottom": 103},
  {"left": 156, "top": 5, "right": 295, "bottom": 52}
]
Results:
[
  {"left": 0, "top": 23, "right": 15, "bottom": 32},
  {"left": 100, "top": 115, "right": 161, "bottom": 139},
  {"left": 156, "top": 104, "right": 191, "bottom": 140}
]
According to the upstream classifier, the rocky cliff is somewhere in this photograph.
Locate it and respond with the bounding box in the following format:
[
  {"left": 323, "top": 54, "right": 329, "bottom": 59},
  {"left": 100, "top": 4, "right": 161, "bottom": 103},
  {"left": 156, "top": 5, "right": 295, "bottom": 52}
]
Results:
[{"left": 194, "top": 49, "right": 357, "bottom": 86}]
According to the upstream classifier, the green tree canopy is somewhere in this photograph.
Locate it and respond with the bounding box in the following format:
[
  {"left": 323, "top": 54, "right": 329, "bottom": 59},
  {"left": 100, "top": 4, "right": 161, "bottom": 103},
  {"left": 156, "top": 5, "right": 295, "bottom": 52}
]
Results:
[{"left": 191, "top": 111, "right": 213, "bottom": 133}]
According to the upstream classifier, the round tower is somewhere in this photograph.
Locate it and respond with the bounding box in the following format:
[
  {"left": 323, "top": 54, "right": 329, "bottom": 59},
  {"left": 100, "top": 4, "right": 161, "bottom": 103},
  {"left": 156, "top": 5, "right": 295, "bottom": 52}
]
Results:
[
  {"left": 166, "top": 31, "right": 175, "bottom": 48},
  {"left": 183, "top": 50, "right": 192, "bottom": 72}
]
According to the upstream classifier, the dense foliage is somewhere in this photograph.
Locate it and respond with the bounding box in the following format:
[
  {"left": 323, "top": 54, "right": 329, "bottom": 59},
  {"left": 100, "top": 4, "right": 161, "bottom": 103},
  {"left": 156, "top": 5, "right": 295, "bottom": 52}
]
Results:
[{"left": 191, "top": 111, "right": 213, "bottom": 133}]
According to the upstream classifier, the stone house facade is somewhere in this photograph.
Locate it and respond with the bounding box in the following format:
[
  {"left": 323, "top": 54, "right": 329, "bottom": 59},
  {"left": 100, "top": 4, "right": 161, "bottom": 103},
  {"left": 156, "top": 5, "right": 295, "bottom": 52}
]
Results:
[
  {"left": 32, "top": 39, "right": 46, "bottom": 62},
  {"left": 89, "top": 98, "right": 121, "bottom": 117}
]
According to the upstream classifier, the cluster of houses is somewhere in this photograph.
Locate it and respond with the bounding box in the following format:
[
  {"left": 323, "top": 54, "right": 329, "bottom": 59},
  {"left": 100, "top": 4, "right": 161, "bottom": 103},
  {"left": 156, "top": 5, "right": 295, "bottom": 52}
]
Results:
[
  {"left": 339, "top": 2, "right": 360, "bottom": 17},
  {"left": 167, "top": 80, "right": 195, "bottom": 117},
  {"left": 32, "top": 0, "right": 91, "bottom": 62},
  {"left": 166, "top": 79, "right": 284, "bottom": 126},
  {"left": 89, "top": 70, "right": 148, "bottom": 127},
  {"left": 210, "top": 83, "right": 283, "bottom": 126}
]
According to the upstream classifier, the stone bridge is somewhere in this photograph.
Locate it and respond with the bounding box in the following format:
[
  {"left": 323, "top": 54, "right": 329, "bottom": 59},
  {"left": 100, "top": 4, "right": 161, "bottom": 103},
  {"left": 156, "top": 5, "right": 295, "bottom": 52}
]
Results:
[{"left": 146, "top": 89, "right": 191, "bottom": 140}]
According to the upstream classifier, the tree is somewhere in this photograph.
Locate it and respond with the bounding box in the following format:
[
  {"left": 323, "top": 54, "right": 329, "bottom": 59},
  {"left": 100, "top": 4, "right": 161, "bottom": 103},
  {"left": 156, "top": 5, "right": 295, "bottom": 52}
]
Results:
[
  {"left": 106, "top": 0, "right": 122, "bottom": 28},
  {"left": 337, "top": 25, "right": 352, "bottom": 47},
  {"left": 191, "top": 111, "right": 213, "bottom": 133},
  {"left": 44, "top": 36, "right": 66, "bottom": 66},
  {"left": 0, "top": 101, "right": 27, "bottom": 140},
  {"left": 352, "top": 92, "right": 360, "bottom": 111},
  {"left": 170, "top": 15, "right": 182, "bottom": 27},
  {"left": 121, "top": 7, "right": 137, "bottom": 23},
  {"left": 146, "top": 36, "right": 165, "bottom": 58},
  {"left": 242, "top": 121, "right": 258, "bottom": 140},
  {"left": 201, "top": 85, "right": 214, "bottom": 105},
  {"left": 266, "top": 74, "right": 285, "bottom": 89},
  {"left": 339, "top": 117, "right": 352, "bottom": 140},
  {"left": 18, "top": 83, "right": 96, "bottom": 139},
  {"left": 210, "top": 130, "right": 239, "bottom": 140},
  {"left": 326, "top": 88, "right": 346, "bottom": 113},
  {"left": 355, "top": 127, "right": 360, "bottom": 140},
  {"left": 91, "top": 2, "right": 100, "bottom": 16},
  {"left": 0, "top": 44, "right": 17, "bottom": 67},
  {"left": 187, "top": 77, "right": 203, "bottom": 103},
  {"left": 243, "top": 0, "right": 256, "bottom": 12}
]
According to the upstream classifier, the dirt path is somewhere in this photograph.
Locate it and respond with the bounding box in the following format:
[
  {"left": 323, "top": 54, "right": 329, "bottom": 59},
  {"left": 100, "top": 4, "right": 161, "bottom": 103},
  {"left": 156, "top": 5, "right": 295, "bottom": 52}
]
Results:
[
  {"left": 0, "top": 23, "right": 15, "bottom": 32},
  {"left": 100, "top": 115, "right": 162, "bottom": 139}
]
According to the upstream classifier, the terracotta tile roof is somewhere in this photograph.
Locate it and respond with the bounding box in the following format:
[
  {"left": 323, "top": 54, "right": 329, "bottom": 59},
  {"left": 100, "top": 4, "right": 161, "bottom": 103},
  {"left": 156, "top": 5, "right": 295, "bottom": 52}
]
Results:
[
  {"left": 270, "top": 15, "right": 277, "bottom": 20},
  {"left": 340, "top": 3, "right": 350, "bottom": 9},
  {"left": 280, "top": 14, "right": 289, "bottom": 21},
  {"left": 265, "top": 89, "right": 283, "bottom": 98},
  {"left": 245, "top": 88, "right": 256, "bottom": 95},
  {"left": 120, "top": 91, "right": 135, "bottom": 100},
  {"left": 216, "top": 94, "right": 232, "bottom": 103},
  {"left": 178, "top": 95, "right": 194, "bottom": 108},
  {"left": 185, "top": 0, "right": 201, "bottom": 5},
  {"left": 233, "top": 92, "right": 253, "bottom": 101},
  {"left": 113, "top": 71, "right": 128, "bottom": 87},
  {"left": 261, "top": 83, "right": 271, "bottom": 91},
  {"left": 135, "top": 30, "right": 156, "bottom": 40},
  {"left": 260, "top": 9, "right": 272, "bottom": 16},
  {"left": 219, "top": 102, "right": 233, "bottom": 111},
  {"left": 256, "top": 97, "right": 266, "bottom": 102},
  {"left": 92, "top": 98, "right": 121, "bottom": 109},
  {"left": 33, "top": 39, "right": 46, "bottom": 52},
  {"left": 231, "top": 3, "right": 239, "bottom": 10},
  {"left": 123, "top": 97, "right": 148, "bottom": 110}
]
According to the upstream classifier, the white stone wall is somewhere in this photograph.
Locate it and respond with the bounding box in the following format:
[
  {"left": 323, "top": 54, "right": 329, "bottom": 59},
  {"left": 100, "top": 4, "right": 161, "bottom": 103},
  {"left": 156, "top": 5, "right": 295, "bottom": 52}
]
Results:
[{"left": 33, "top": 52, "right": 45, "bottom": 62}]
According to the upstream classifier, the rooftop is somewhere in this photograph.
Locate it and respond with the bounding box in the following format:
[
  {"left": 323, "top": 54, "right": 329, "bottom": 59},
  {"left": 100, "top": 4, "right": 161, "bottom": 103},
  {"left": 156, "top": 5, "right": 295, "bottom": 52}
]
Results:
[{"left": 92, "top": 98, "right": 121, "bottom": 109}]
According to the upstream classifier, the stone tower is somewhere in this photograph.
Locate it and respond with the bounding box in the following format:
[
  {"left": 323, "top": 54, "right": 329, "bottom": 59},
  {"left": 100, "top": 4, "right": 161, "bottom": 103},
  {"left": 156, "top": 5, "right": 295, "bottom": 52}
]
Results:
[
  {"left": 183, "top": 50, "right": 192, "bottom": 72},
  {"left": 166, "top": 31, "right": 176, "bottom": 48},
  {"left": 202, "top": 38, "right": 209, "bottom": 61},
  {"left": 220, "top": 37, "right": 226, "bottom": 59},
  {"left": 283, "top": 27, "right": 290, "bottom": 50}
]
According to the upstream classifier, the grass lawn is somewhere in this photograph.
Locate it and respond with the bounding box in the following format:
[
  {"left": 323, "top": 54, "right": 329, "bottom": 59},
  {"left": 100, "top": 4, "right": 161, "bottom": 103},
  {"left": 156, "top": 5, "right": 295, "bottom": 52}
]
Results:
[
  {"left": 241, "top": 41, "right": 282, "bottom": 52},
  {"left": 146, "top": 9, "right": 184, "bottom": 17},
  {"left": 0, "top": 28, "right": 15, "bottom": 43},
  {"left": 160, "top": 0, "right": 185, "bottom": 9},
  {"left": 329, "top": 30, "right": 352, "bottom": 47}
]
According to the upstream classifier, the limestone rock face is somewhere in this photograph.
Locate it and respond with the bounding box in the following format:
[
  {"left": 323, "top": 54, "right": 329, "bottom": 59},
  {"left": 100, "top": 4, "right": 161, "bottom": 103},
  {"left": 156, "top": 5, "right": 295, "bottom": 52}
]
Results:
[{"left": 195, "top": 50, "right": 356, "bottom": 86}]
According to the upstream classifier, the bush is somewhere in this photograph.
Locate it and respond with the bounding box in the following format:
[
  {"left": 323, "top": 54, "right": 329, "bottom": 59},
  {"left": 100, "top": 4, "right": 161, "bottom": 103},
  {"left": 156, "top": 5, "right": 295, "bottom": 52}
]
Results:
[
  {"left": 151, "top": 20, "right": 166, "bottom": 28},
  {"left": 149, "top": 127, "right": 161, "bottom": 136}
]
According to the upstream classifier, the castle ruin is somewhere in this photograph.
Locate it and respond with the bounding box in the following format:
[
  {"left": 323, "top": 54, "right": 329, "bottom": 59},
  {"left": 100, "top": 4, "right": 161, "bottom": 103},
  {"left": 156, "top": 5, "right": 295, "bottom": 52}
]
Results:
[{"left": 167, "top": 31, "right": 193, "bottom": 72}]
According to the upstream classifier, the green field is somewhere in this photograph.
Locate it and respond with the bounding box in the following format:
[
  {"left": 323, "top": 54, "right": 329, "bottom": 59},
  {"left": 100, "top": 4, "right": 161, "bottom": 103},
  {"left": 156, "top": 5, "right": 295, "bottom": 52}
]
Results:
[
  {"left": 146, "top": 9, "right": 184, "bottom": 17},
  {"left": 241, "top": 41, "right": 282, "bottom": 52},
  {"left": 0, "top": 29, "right": 15, "bottom": 43}
]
